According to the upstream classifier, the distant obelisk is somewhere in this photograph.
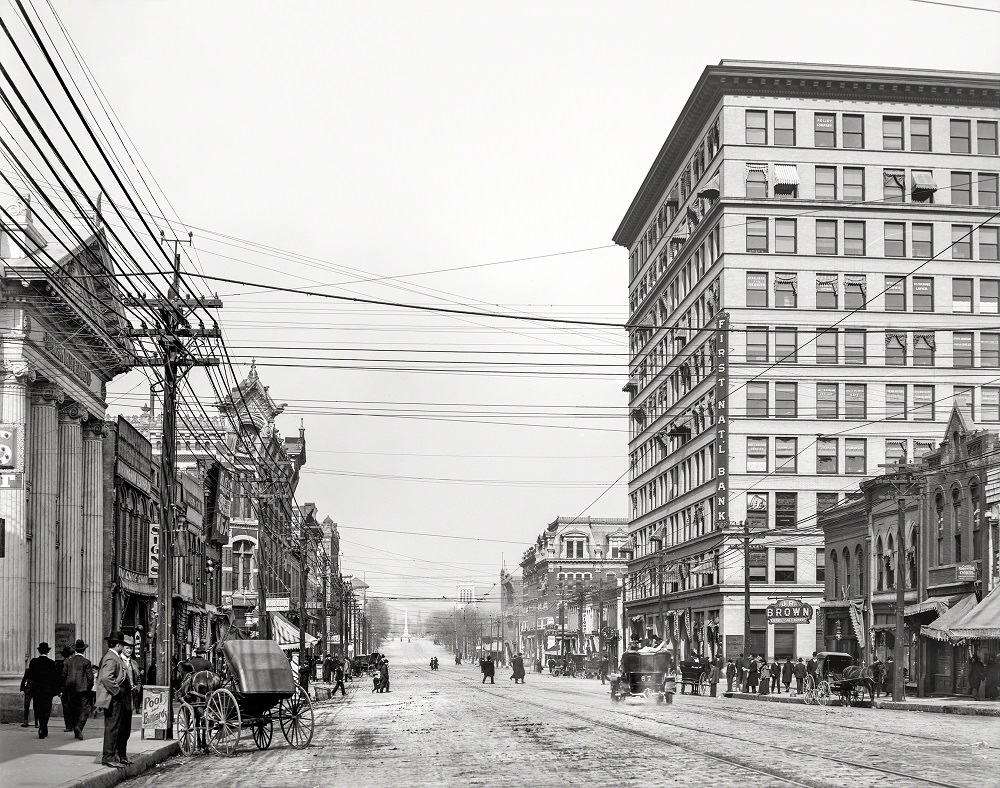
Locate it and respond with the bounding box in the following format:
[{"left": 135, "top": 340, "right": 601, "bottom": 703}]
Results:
[{"left": 402, "top": 608, "right": 411, "bottom": 639}]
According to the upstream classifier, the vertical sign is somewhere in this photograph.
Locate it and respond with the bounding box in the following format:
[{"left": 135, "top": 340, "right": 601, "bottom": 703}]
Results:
[
  {"left": 715, "top": 311, "right": 730, "bottom": 528},
  {"left": 148, "top": 522, "right": 160, "bottom": 579}
]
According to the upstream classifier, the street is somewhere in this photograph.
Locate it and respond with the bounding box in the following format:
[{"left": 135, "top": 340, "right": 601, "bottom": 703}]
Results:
[{"left": 122, "top": 639, "right": 1000, "bottom": 788}]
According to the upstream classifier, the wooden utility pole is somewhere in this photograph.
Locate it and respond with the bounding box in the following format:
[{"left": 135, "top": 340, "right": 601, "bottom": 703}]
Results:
[
  {"left": 893, "top": 493, "right": 907, "bottom": 702},
  {"left": 298, "top": 518, "right": 308, "bottom": 658},
  {"left": 743, "top": 519, "right": 751, "bottom": 656}
]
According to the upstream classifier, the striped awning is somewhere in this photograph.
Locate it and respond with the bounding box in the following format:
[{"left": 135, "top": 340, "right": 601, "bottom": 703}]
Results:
[
  {"left": 911, "top": 171, "right": 938, "bottom": 193},
  {"left": 920, "top": 593, "right": 978, "bottom": 642},
  {"left": 773, "top": 164, "right": 800, "bottom": 188},
  {"left": 949, "top": 586, "right": 1000, "bottom": 640},
  {"left": 697, "top": 174, "right": 721, "bottom": 199},
  {"left": 270, "top": 611, "right": 319, "bottom": 651}
]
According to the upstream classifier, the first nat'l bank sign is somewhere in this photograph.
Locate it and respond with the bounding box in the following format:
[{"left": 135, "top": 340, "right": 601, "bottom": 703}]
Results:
[{"left": 766, "top": 598, "right": 814, "bottom": 625}]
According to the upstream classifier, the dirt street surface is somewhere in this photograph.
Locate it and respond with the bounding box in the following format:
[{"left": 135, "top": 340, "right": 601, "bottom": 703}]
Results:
[{"left": 123, "top": 639, "right": 1000, "bottom": 788}]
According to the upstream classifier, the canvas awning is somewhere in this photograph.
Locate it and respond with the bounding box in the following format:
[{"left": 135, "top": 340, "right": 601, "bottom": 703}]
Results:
[
  {"left": 904, "top": 594, "right": 964, "bottom": 618},
  {"left": 911, "top": 171, "right": 938, "bottom": 194},
  {"left": 949, "top": 586, "right": 1000, "bottom": 640},
  {"left": 920, "top": 593, "right": 979, "bottom": 642},
  {"left": 697, "top": 174, "right": 721, "bottom": 199},
  {"left": 773, "top": 164, "right": 800, "bottom": 193},
  {"left": 269, "top": 611, "right": 319, "bottom": 651}
]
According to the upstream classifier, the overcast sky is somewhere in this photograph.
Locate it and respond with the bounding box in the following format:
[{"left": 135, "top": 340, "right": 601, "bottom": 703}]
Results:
[{"left": 6, "top": 0, "right": 999, "bottom": 623}]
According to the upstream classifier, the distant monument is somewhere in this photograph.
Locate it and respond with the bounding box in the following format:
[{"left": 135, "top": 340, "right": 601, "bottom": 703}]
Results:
[{"left": 402, "top": 608, "right": 411, "bottom": 640}]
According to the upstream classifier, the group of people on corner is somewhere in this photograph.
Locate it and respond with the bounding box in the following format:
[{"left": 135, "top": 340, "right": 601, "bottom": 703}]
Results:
[
  {"left": 726, "top": 653, "right": 815, "bottom": 696},
  {"left": 21, "top": 632, "right": 139, "bottom": 769},
  {"left": 968, "top": 654, "right": 1000, "bottom": 700},
  {"left": 371, "top": 653, "right": 391, "bottom": 693}
]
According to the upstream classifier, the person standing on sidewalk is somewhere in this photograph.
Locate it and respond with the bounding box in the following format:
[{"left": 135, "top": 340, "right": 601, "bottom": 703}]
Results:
[
  {"left": 769, "top": 659, "right": 781, "bottom": 694},
  {"left": 24, "top": 643, "right": 61, "bottom": 739},
  {"left": 793, "top": 657, "right": 806, "bottom": 695},
  {"left": 807, "top": 652, "right": 819, "bottom": 688},
  {"left": 59, "top": 646, "right": 74, "bottom": 732},
  {"left": 781, "top": 657, "right": 793, "bottom": 695},
  {"left": 709, "top": 660, "right": 720, "bottom": 697},
  {"left": 968, "top": 655, "right": 985, "bottom": 700},
  {"left": 333, "top": 661, "right": 347, "bottom": 696},
  {"left": 482, "top": 654, "right": 495, "bottom": 684},
  {"left": 725, "top": 657, "right": 736, "bottom": 692},
  {"left": 885, "top": 657, "right": 896, "bottom": 697},
  {"left": 96, "top": 631, "right": 131, "bottom": 769},
  {"left": 758, "top": 658, "right": 770, "bottom": 695},
  {"left": 511, "top": 653, "right": 526, "bottom": 684},
  {"left": 747, "top": 656, "right": 759, "bottom": 694},
  {"left": 20, "top": 661, "right": 36, "bottom": 728},
  {"left": 597, "top": 653, "right": 609, "bottom": 686},
  {"left": 61, "top": 639, "right": 94, "bottom": 740}
]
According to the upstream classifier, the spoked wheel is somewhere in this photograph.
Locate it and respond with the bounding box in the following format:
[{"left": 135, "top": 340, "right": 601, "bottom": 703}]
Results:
[
  {"left": 699, "top": 672, "right": 710, "bottom": 696},
  {"left": 278, "top": 685, "right": 314, "bottom": 749},
  {"left": 802, "top": 675, "right": 815, "bottom": 705},
  {"left": 816, "top": 680, "right": 832, "bottom": 707},
  {"left": 849, "top": 686, "right": 865, "bottom": 708},
  {"left": 175, "top": 702, "right": 198, "bottom": 756},
  {"left": 204, "top": 688, "right": 241, "bottom": 756},
  {"left": 251, "top": 714, "right": 274, "bottom": 750}
]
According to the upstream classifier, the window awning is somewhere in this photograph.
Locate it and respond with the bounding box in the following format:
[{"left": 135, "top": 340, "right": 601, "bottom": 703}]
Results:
[
  {"left": 911, "top": 171, "right": 938, "bottom": 194},
  {"left": 949, "top": 585, "right": 1000, "bottom": 640},
  {"left": 773, "top": 164, "right": 801, "bottom": 190},
  {"left": 270, "top": 611, "right": 319, "bottom": 651},
  {"left": 697, "top": 174, "right": 721, "bottom": 199},
  {"left": 919, "top": 593, "right": 979, "bottom": 642}
]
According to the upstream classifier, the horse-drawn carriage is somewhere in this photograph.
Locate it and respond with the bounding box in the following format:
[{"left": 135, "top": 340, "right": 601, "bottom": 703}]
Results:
[
  {"left": 174, "top": 640, "right": 315, "bottom": 756},
  {"left": 677, "top": 659, "right": 711, "bottom": 695},
  {"left": 610, "top": 651, "right": 673, "bottom": 704},
  {"left": 803, "top": 651, "right": 875, "bottom": 708},
  {"left": 547, "top": 652, "right": 584, "bottom": 677}
]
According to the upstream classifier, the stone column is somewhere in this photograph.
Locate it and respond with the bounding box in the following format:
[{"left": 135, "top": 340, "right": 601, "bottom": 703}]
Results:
[
  {"left": 0, "top": 365, "right": 33, "bottom": 683},
  {"left": 81, "top": 420, "right": 106, "bottom": 650},
  {"left": 56, "top": 403, "right": 86, "bottom": 637},
  {"left": 27, "top": 382, "right": 62, "bottom": 652}
]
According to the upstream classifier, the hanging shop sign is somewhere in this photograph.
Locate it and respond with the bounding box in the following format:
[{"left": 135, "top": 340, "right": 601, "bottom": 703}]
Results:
[
  {"left": 0, "top": 426, "right": 18, "bottom": 468},
  {"left": 766, "top": 598, "right": 814, "bottom": 624},
  {"left": 956, "top": 563, "right": 978, "bottom": 582},
  {"left": 0, "top": 472, "right": 23, "bottom": 489}
]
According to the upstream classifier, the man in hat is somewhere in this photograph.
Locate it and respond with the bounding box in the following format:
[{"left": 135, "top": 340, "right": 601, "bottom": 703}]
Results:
[
  {"left": 24, "top": 642, "right": 61, "bottom": 738},
  {"left": 95, "top": 631, "right": 132, "bottom": 768},
  {"left": 188, "top": 646, "right": 212, "bottom": 674},
  {"left": 61, "top": 639, "right": 94, "bottom": 739}
]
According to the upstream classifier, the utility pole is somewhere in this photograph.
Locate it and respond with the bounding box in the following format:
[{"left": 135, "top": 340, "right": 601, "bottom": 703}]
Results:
[
  {"left": 255, "top": 502, "right": 270, "bottom": 641},
  {"left": 298, "top": 517, "right": 307, "bottom": 659},
  {"left": 321, "top": 555, "right": 329, "bottom": 656},
  {"left": 893, "top": 492, "right": 907, "bottom": 702},
  {"left": 128, "top": 232, "right": 220, "bottom": 738},
  {"left": 743, "top": 519, "right": 751, "bottom": 657}
]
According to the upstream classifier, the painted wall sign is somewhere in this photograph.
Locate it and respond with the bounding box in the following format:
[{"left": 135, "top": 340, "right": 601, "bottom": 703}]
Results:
[
  {"left": 715, "top": 311, "right": 729, "bottom": 530},
  {"left": 0, "top": 472, "right": 23, "bottom": 489},
  {"left": 0, "top": 426, "right": 17, "bottom": 468},
  {"left": 140, "top": 686, "right": 170, "bottom": 734},
  {"left": 956, "top": 563, "right": 978, "bottom": 581}
]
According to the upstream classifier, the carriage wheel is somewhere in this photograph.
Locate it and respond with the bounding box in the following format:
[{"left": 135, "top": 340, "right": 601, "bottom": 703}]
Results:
[
  {"left": 204, "top": 688, "right": 241, "bottom": 756},
  {"left": 849, "top": 686, "right": 865, "bottom": 708},
  {"left": 251, "top": 714, "right": 274, "bottom": 750},
  {"left": 802, "top": 675, "right": 815, "bottom": 705},
  {"left": 175, "top": 702, "right": 198, "bottom": 756},
  {"left": 279, "top": 686, "right": 314, "bottom": 749},
  {"left": 699, "top": 672, "right": 710, "bottom": 696},
  {"left": 816, "top": 680, "right": 832, "bottom": 706}
]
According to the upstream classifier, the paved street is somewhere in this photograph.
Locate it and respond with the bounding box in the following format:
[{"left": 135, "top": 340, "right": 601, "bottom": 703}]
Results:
[{"left": 122, "top": 639, "right": 1000, "bottom": 788}]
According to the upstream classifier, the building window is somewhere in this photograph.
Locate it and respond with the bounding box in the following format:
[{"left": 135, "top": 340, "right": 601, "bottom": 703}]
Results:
[
  {"left": 983, "top": 333, "right": 1000, "bottom": 367},
  {"left": 816, "top": 220, "right": 838, "bottom": 255},
  {"left": 775, "top": 548, "right": 797, "bottom": 582},
  {"left": 746, "top": 327, "right": 768, "bottom": 363},
  {"left": 982, "top": 387, "right": 1000, "bottom": 421},
  {"left": 886, "top": 333, "right": 907, "bottom": 366},
  {"left": 952, "top": 225, "right": 973, "bottom": 260},
  {"left": 912, "top": 224, "right": 933, "bottom": 259},
  {"left": 565, "top": 538, "right": 586, "bottom": 558},
  {"left": 843, "top": 114, "right": 864, "bottom": 149},
  {"left": 774, "top": 111, "right": 795, "bottom": 146},
  {"left": 951, "top": 171, "right": 972, "bottom": 206},
  {"left": 816, "top": 383, "right": 839, "bottom": 419},
  {"left": 817, "top": 438, "right": 838, "bottom": 474},
  {"left": 885, "top": 224, "right": 906, "bottom": 258},
  {"left": 914, "top": 385, "right": 935, "bottom": 421},
  {"left": 884, "top": 168, "right": 905, "bottom": 202},
  {"left": 815, "top": 548, "right": 827, "bottom": 583},
  {"left": 979, "top": 173, "right": 998, "bottom": 207},
  {"left": 815, "top": 166, "right": 837, "bottom": 200},
  {"left": 883, "top": 116, "right": 904, "bottom": 150},
  {"left": 746, "top": 271, "right": 768, "bottom": 306},
  {"left": 815, "top": 113, "right": 836, "bottom": 147},
  {"left": 914, "top": 333, "right": 936, "bottom": 367},
  {"left": 885, "top": 275, "right": 906, "bottom": 309},
  {"left": 844, "top": 221, "right": 866, "bottom": 255},
  {"left": 981, "top": 227, "right": 999, "bottom": 261},
  {"left": 845, "top": 438, "right": 866, "bottom": 474},
  {"left": 953, "top": 278, "right": 973, "bottom": 312},
  {"left": 843, "top": 167, "right": 865, "bottom": 201},
  {"left": 775, "top": 439, "right": 797, "bottom": 474},
  {"left": 886, "top": 439, "right": 908, "bottom": 469},
  {"left": 913, "top": 277, "right": 934, "bottom": 312},
  {"left": 911, "top": 169, "right": 936, "bottom": 203},
  {"left": 774, "top": 327, "right": 797, "bottom": 363},
  {"left": 775, "top": 218, "right": 797, "bottom": 253},
  {"left": 845, "top": 275, "right": 866, "bottom": 310},
  {"left": 983, "top": 280, "right": 1000, "bottom": 313},
  {"left": 979, "top": 121, "right": 998, "bottom": 155},
  {"left": 747, "top": 437, "right": 768, "bottom": 473},
  {"left": 774, "top": 274, "right": 797, "bottom": 307},
  {"left": 746, "top": 167, "right": 769, "bottom": 198},
  {"left": 816, "top": 274, "right": 838, "bottom": 309},
  {"left": 845, "top": 383, "right": 867, "bottom": 419},
  {"left": 886, "top": 384, "right": 907, "bottom": 419},
  {"left": 816, "top": 329, "right": 838, "bottom": 364},
  {"left": 746, "top": 110, "right": 767, "bottom": 145},
  {"left": 844, "top": 330, "right": 866, "bottom": 364},
  {"left": 951, "top": 119, "right": 971, "bottom": 154},
  {"left": 774, "top": 382, "right": 797, "bottom": 418},
  {"left": 746, "top": 219, "right": 768, "bottom": 253},
  {"left": 954, "top": 332, "right": 974, "bottom": 367},
  {"left": 747, "top": 382, "right": 768, "bottom": 417},
  {"left": 233, "top": 539, "right": 255, "bottom": 592},
  {"left": 955, "top": 385, "right": 974, "bottom": 417},
  {"left": 911, "top": 117, "right": 931, "bottom": 151}
]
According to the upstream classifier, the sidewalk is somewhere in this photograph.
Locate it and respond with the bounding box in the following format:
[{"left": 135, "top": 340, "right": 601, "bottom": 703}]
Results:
[
  {"left": 722, "top": 690, "right": 1000, "bottom": 716},
  {"left": 0, "top": 717, "right": 178, "bottom": 788}
]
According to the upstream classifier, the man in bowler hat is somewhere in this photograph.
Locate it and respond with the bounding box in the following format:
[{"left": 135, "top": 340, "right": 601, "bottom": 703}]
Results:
[
  {"left": 24, "top": 642, "right": 61, "bottom": 738},
  {"left": 62, "top": 639, "right": 95, "bottom": 739},
  {"left": 95, "top": 631, "right": 132, "bottom": 768}
]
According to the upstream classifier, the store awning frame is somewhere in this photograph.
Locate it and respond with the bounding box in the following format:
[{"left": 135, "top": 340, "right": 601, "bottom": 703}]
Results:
[
  {"left": 270, "top": 611, "right": 319, "bottom": 651},
  {"left": 949, "top": 586, "right": 1000, "bottom": 640},
  {"left": 919, "top": 593, "right": 979, "bottom": 642}
]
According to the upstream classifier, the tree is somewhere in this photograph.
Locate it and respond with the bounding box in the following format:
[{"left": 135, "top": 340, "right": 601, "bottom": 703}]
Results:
[{"left": 366, "top": 599, "right": 392, "bottom": 646}]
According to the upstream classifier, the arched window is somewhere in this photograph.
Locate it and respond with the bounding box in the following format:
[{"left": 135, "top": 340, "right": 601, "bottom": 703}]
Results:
[
  {"left": 951, "top": 486, "right": 963, "bottom": 563},
  {"left": 875, "top": 537, "right": 884, "bottom": 590},
  {"left": 843, "top": 547, "right": 852, "bottom": 597},
  {"left": 886, "top": 534, "right": 895, "bottom": 589},
  {"left": 935, "top": 492, "right": 945, "bottom": 566},
  {"left": 855, "top": 545, "right": 865, "bottom": 596},
  {"left": 907, "top": 527, "right": 917, "bottom": 589},
  {"left": 232, "top": 539, "right": 255, "bottom": 592},
  {"left": 830, "top": 551, "right": 840, "bottom": 598}
]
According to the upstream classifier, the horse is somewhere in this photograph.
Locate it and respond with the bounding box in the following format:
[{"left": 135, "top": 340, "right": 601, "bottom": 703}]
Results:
[{"left": 837, "top": 665, "right": 876, "bottom": 708}]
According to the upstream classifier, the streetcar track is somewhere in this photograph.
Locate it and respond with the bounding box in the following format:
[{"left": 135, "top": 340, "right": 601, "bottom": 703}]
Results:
[{"left": 420, "top": 666, "right": 976, "bottom": 788}]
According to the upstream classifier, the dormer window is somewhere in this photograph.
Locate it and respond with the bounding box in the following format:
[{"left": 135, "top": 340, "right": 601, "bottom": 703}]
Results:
[{"left": 564, "top": 537, "right": 587, "bottom": 559}]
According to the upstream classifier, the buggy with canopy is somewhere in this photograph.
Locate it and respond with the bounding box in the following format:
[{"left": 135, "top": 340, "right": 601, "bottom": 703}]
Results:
[
  {"left": 803, "top": 651, "right": 875, "bottom": 708},
  {"left": 610, "top": 650, "right": 673, "bottom": 704}
]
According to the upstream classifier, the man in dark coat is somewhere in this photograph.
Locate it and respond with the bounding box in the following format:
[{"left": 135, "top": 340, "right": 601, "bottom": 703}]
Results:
[
  {"left": 725, "top": 658, "right": 736, "bottom": 693},
  {"left": 188, "top": 647, "right": 212, "bottom": 674},
  {"left": 378, "top": 659, "right": 390, "bottom": 692},
  {"left": 781, "top": 657, "right": 794, "bottom": 694},
  {"left": 969, "top": 655, "right": 986, "bottom": 700},
  {"left": 597, "top": 653, "right": 610, "bottom": 685},
  {"left": 770, "top": 659, "right": 782, "bottom": 693},
  {"left": 511, "top": 653, "right": 526, "bottom": 684},
  {"left": 322, "top": 654, "right": 334, "bottom": 683},
  {"left": 61, "top": 639, "right": 94, "bottom": 739},
  {"left": 807, "top": 652, "right": 819, "bottom": 686},
  {"left": 333, "top": 661, "right": 346, "bottom": 696},
  {"left": 483, "top": 654, "right": 495, "bottom": 684},
  {"left": 96, "top": 631, "right": 131, "bottom": 768},
  {"left": 793, "top": 657, "right": 807, "bottom": 695},
  {"left": 747, "top": 656, "right": 760, "bottom": 694},
  {"left": 885, "top": 657, "right": 896, "bottom": 697},
  {"left": 24, "top": 643, "right": 61, "bottom": 738}
]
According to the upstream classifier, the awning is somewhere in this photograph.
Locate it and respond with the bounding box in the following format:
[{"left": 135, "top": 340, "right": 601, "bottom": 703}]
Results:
[
  {"left": 911, "top": 171, "right": 938, "bottom": 194},
  {"left": 904, "top": 595, "right": 963, "bottom": 618},
  {"left": 773, "top": 164, "right": 801, "bottom": 192},
  {"left": 920, "top": 593, "right": 979, "bottom": 642},
  {"left": 269, "top": 611, "right": 319, "bottom": 651},
  {"left": 949, "top": 586, "right": 1000, "bottom": 640},
  {"left": 697, "top": 174, "right": 720, "bottom": 199}
]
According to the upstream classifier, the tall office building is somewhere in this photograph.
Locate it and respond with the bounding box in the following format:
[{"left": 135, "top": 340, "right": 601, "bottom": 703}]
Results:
[{"left": 614, "top": 61, "right": 1000, "bottom": 661}]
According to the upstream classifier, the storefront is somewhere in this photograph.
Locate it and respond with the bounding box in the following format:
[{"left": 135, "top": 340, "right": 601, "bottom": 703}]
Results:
[{"left": 920, "top": 593, "right": 979, "bottom": 695}]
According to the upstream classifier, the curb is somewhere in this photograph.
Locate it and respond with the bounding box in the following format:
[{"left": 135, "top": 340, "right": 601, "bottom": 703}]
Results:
[
  {"left": 722, "top": 691, "right": 1000, "bottom": 716},
  {"left": 55, "top": 740, "right": 180, "bottom": 788}
]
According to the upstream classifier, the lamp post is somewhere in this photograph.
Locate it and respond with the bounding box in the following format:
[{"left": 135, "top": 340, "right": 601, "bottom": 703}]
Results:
[{"left": 620, "top": 541, "right": 635, "bottom": 651}]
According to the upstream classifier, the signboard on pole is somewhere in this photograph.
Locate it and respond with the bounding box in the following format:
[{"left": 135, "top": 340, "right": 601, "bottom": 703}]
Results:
[
  {"left": 140, "top": 686, "right": 170, "bottom": 738},
  {"left": 267, "top": 596, "right": 291, "bottom": 612},
  {"left": 766, "top": 598, "right": 814, "bottom": 624}
]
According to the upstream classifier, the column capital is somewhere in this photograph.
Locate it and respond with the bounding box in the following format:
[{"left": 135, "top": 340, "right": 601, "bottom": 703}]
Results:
[
  {"left": 58, "top": 402, "right": 88, "bottom": 424},
  {"left": 30, "top": 382, "right": 64, "bottom": 406},
  {"left": 0, "top": 360, "right": 38, "bottom": 385},
  {"left": 82, "top": 420, "right": 108, "bottom": 441}
]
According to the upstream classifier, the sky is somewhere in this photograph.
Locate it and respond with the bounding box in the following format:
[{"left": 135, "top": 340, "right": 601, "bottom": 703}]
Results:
[{"left": 3, "top": 0, "right": 999, "bottom": 626}]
